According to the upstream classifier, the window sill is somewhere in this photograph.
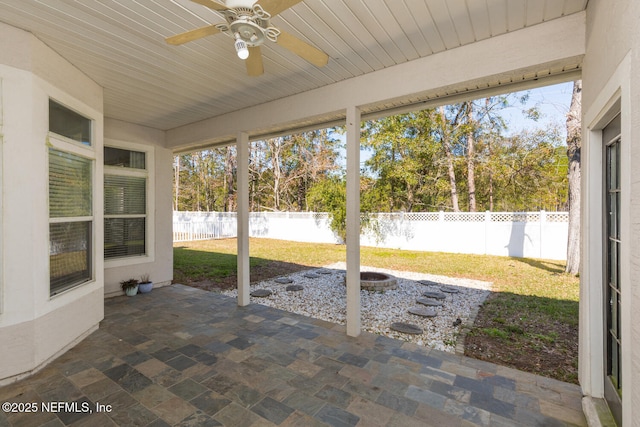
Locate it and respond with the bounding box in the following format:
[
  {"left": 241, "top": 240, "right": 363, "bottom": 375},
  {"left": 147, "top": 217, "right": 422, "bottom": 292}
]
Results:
[{"left": 105, "top": 254, "right": 155, "bottom": 269}]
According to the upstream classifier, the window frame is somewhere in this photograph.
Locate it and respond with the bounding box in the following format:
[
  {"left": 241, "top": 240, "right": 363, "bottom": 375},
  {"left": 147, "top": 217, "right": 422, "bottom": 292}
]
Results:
[
  {"left": 103, "top": 139, "right": 155, "bottom": 267},
  {"left": 47, "top": 99, "right": 96, "bottom": 298},
  {"left": 603, "top": 113, "right": 623, "bottom": 425}
]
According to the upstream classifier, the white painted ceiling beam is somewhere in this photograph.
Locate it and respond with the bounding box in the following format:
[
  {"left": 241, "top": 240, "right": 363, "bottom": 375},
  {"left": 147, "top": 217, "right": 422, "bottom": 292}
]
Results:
[{"left": 166, "top": 11, "right": 585, "bottom": 151}]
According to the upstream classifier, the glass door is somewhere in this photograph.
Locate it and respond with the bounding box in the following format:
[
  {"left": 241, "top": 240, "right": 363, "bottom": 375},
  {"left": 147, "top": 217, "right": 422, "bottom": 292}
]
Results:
[{"left": 604, "top": 114, "right": 622, "bottom": 425}]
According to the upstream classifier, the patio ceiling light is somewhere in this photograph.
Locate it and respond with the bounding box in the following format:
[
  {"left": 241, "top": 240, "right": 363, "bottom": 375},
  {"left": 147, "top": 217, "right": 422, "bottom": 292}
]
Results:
[
  {"left": 165, "top": 0, "right": 329, "bottom": 76},
  {"left": 234, "top": 33, "right": 250, "bottom": 59}
]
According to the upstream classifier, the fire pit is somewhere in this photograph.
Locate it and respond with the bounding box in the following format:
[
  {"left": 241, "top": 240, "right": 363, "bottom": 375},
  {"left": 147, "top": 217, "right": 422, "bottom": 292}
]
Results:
[{"left": 357, "top": 271, "right": 398, "bottom": 291}]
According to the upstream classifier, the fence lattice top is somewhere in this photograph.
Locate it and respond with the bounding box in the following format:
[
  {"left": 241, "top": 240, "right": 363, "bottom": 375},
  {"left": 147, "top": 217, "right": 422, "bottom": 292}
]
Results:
[{"left": 174, "top": 211, "right": 568, "bottom": 223}]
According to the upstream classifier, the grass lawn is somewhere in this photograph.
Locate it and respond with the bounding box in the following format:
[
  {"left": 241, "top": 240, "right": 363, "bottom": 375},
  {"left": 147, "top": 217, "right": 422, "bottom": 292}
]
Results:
[{"left": 173, "top": 238, "right": 579, "bottom": 383}]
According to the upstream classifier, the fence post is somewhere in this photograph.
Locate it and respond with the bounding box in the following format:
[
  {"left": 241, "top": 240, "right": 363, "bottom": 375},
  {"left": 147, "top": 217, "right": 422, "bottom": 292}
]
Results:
[
  {"left": 540, "top": 210, "right": 546, "bottom": 259},
  {"left": 484, "top": 210, "right": 491, "bottom": 255}
]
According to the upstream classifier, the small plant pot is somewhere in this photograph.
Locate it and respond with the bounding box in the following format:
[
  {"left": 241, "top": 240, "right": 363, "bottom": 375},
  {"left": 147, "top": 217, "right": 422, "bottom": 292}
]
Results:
[
  {"left": 124, "top": 285, "right": 138, "bottom": 296},
  {"left": 138, "top": 282, "right": 153, "bottom": 293}
]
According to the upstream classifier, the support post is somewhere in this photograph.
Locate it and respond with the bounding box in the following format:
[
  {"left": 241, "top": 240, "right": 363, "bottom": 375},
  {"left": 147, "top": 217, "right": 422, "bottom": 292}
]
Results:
[
  {"left": 345, "top": 105, "right": 361, "bottom": 337},
  {"left": 236, "top": 132, "right": 250, "bottom": 306}
]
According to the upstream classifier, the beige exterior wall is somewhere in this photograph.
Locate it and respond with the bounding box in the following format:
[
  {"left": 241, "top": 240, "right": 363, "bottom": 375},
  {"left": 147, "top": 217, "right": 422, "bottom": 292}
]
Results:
[
  {"left": 0, "top": 22, "right": 174, "bottom": 383},
  {"left": 0, "top": 22, "right": 105, "bottom": 383},
  {"left": 581, "top": 0, "right": 640, "bottom": 424},
  {"left": 103, "top": 118, "right": 173, "bottom": 297}
]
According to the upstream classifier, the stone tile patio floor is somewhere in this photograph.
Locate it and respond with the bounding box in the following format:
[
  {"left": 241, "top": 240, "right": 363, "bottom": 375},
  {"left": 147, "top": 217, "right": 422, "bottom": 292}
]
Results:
[{"left": 0, "top": 284, "right": 586, "bottom": 427}]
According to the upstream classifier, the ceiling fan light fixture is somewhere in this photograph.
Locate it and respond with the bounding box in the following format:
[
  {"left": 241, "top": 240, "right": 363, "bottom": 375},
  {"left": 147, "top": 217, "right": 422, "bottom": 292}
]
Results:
[
  {"left": 234, "top": 34, "right": 249, "bottom": 59},
  {"left": 166, "top": 0, "right": 329, "bottom": 76}
]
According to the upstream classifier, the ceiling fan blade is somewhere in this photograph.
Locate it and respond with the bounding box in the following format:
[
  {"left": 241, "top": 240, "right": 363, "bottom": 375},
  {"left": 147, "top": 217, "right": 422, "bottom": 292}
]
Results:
[
  {"left": 166, "top": 25, "right": 221, "bottom": 45},
  {"left": 246, "top": 47, "right": 264, "bottom": 76},
  {"left": 276, "top": 31, "right": 329, "bottom": 67},
  {"left": 257, "top": 0, "right": 304, "bottom": 17},
  {"left": 190, "top": 0, "right": 228, "bottom": 11}
]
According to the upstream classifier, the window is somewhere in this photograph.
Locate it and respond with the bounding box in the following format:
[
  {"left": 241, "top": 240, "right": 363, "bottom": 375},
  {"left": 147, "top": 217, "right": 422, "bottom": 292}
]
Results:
[
  {"left": 105, "top": 146, "right": 145, "bottom": 169},
  {"left": 604, "top": 113, "right": 622, "bottom": 425},
  {"left": 48, "top": 100, "right": 94, "bottom": 296},
  {"left": 104, "top": 146, "right": 148, "bottom": 259},
  {"left": 49, "top": 148, "right": 93, "bottom": 295},
  {"left": 49, "top": 100, "right": 92, "bottom": 146}
]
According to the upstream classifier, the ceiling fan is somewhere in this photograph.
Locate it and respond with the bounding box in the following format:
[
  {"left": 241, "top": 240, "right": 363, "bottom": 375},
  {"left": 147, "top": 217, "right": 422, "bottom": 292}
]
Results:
[{"left": 166, "top": 0, "right": 329, "bottom": 76}]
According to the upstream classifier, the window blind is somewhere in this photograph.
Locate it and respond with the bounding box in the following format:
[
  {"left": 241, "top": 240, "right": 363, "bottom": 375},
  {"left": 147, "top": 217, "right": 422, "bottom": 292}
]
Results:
[
  {"left": 49, "top": 149, "right": 92, "bottom": 218},
  {"left": 104, "top": 175, "right": 146, "bottom": 215},
  {"left": 104, "top": 218, "right": 146, "bottom": 258},
  {"left": 49, "top": 220, "right": 92, "bottom": 294}
]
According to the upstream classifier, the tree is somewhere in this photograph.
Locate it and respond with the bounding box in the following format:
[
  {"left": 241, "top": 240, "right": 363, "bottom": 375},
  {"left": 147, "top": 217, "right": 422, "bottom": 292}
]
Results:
[
  {"left": 223, "top": 146, "right": 236, "bottom": 212},
  {"left": 436, "top": 106, "right": 461, "bottom": 211},
  {"left": 173, "top": 156, "right": 180, "bottom": 211},
  {"left": 483, "top": 128, "right": 567, "bottom": 211},
  {"left": 565, "top": 80, "right": 582, "bottom": 275},
  {"left": 362, "top": 110, "right": 451, "bottom": 212},
  {"left": 173, "top": 91, "right": 570, "bottom": 217},
  {"left": 465, "top": 101, "right": 477, "bottom": 211},
  {"left": 307, "top": 176, "right": 347, "bottom": 241}
]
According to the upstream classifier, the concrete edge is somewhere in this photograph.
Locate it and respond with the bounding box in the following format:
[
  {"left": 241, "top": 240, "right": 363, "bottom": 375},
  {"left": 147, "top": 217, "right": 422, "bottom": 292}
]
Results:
[{"left": 582, "top": 396, "right": 617, "bottom": 427}]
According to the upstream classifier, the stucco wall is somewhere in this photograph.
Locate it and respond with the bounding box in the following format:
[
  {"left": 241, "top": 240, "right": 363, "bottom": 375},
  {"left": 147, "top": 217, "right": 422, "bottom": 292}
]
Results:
[
  {"left": 581, "top": 0, "right": 640, "bottom": 424},
  {"left": 103, "top": 118, "right": 173, "bottom": 297},
  {"left": 0, "top": 22, "right": 105, "bottom": 383}
]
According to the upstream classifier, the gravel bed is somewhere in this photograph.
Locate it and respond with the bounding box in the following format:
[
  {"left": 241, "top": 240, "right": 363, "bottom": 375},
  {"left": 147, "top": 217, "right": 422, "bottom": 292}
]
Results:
[{"left": 222, "top": 262, "right": 492, "bottom": 352}]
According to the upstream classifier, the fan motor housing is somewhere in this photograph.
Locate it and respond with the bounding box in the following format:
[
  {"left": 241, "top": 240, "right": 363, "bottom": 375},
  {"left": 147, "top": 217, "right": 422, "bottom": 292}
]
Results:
[
  {"left": 214, "top": 1, "right": 280, "bottom": 46},
  {"left": 231, "top": 20, "right": 264, "bottom": 44}
]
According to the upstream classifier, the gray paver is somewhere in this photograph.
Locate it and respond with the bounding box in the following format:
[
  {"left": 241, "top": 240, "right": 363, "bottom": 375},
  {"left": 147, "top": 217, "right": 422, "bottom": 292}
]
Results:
[{"left": 0, "top": 285, "right": 586, "bottom": 427}]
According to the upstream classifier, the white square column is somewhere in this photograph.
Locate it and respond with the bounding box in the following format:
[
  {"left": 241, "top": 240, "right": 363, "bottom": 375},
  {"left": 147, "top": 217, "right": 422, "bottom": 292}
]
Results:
[
  {"left": 346, "top": 105, "right": 361, "bottom": 337},
  {"left": 236, "top": 132, "right": 250, "bottom": 306}
]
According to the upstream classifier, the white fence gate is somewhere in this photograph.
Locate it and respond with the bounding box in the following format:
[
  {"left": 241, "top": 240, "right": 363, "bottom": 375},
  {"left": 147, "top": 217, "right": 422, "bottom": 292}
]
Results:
[{"left": 173, "top": 211, "right": 569, "bottom": 260}]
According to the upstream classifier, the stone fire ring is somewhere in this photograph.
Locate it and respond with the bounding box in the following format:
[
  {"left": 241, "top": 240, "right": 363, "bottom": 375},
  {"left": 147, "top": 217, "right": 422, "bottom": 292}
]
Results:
[{"left": 359, "top": 272, "right": 398, "bottom": 291}]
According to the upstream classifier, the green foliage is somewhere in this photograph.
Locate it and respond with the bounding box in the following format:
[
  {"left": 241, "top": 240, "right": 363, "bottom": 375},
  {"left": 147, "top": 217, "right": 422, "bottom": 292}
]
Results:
[
  {"left": 307, "top": 176, "right": 347, "bottom": 241},
  {"left": 173, "top": 245, "right": 266, "bottom": 283},
  {"left": 481, "top": 328, "right": 510, "bottom": 339},
  {"left": 120, "top": 278, "right": 139, "bottom": 291},
  {"left": 360, "top": 96, "right": 567, "bottom": 212},
  {"left": 174, "top": 92, "right": 570, "bottom": 215},
  {"left": 174, "top": 129, "right": 342, "bottom": 213},
  {"left": 361, "top": 110, "right": 449, "bottom": 211}
]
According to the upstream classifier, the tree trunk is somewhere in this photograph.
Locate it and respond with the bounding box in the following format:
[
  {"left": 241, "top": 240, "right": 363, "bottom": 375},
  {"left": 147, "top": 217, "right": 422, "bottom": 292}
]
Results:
[
  {"left": 174, "top": 156, "right": 180, "bottom": 211},
  {"left": 466, "top": 102, "right": 477, "bottom": 212},
  {"left": 267, "top": 138, "right": 283, "bottom": 211},
  {"left": 565, "top": 80, "right": 582, "bottom": 275},
  {"left": 439, "top": 106, "right": 460, "bottom": 211},
  {"left": 224, "top": 146, "right": 235, "bottom": 212}
]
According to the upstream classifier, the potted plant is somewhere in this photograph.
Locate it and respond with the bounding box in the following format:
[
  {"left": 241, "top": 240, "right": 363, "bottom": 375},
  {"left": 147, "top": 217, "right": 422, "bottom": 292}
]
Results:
[
  {"left": 120, "top": 278, "right": 139, "bottom": 296},
  {"left": 138, "top": 274, "right": 153, "bottom": 293}
]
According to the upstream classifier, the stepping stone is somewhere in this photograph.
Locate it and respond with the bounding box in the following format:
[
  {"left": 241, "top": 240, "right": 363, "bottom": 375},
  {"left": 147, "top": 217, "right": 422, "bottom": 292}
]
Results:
[
  {"left": 416, "top": 297, "right": 443, "bottom": 307},
  {"left": 408, "top": 306, "right": 437, "bottom": 318},
  {"left": 422, "top": 291, "right": 446, "bottom": 300},
  {"left": 390, "top": 322, "right": 423, "bottom": 335},
  {"left": 440, "top": 286, "right": 460, "bottom": 294},
  {"left": 286, "top": 284, "right": 304, "bottom": 292},
  {"left": 250, "top": 289, "right": 272, "bottom": 297},
  {"left": 303, "top": 272, "right": 320, "bottom": 279},
  {"left": 317, "top": 269, "right": 333, "bottom": 275},
  {"left": 418, "top": 280, "right": 439, "bottom": 286},
  {"left": 274, "top": 277, "right": 293, "bottom": 284}
]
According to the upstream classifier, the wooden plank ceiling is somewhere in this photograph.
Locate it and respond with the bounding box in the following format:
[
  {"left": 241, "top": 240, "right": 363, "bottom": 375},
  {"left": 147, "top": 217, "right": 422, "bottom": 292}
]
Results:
[{"left": 0, "top": 0, "right": 587, "bottom": 131}]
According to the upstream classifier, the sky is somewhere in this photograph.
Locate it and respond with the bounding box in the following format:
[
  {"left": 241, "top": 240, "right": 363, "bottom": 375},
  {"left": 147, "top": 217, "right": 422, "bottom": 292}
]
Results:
[{"left": 498, "top": 81, "right": 574, "bottom": 137}]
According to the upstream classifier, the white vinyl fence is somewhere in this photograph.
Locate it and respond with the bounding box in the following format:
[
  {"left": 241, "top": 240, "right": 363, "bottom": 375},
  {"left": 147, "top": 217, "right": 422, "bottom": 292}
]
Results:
[{"left": 173, "top": 211, "right": 569, "bottom": 260}]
